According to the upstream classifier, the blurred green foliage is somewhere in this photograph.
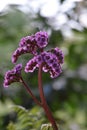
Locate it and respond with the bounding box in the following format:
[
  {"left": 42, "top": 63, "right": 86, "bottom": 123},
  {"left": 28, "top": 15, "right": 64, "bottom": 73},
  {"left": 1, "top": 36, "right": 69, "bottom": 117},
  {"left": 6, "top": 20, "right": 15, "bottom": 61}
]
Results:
[
  {"left": 7, "top": 105, "right": 44, "bottom": 130},
  {"left": 0, "top": 1, "right": 87, "bottom": 130}
]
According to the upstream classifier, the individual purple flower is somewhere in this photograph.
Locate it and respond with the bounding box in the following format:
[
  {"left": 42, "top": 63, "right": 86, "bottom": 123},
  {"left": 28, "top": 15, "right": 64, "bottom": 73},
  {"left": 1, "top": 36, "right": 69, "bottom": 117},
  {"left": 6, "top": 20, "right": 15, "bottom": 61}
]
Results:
[
  {"left": 43, "top": 52, "right": 57, "bottom": 66},
  {"left": 36, "top": 55, "right": 43, "bottom": 66},
  {"left": 19, "top": 37, "right": 27, "bottom": 47},
  {"left": 35, "top": 31, "right": 48, "bottom": 48},
  {"left": 50, "top": 47, "right": 64, "bottom": 64},
  {"left": 25, "top": 56, "right": 38, "bottom": 73},
  {"left": 49, "top": 63, "right": 62, "bottom": 78},
  {"left": 19, "top": 35, "right": 36, "bottom": 47},
  {"left": 14, "top": 64, "right": 22, "bottom": 74},
  {"left": 3, "top": 64, "right": 22, "bottom": 87}
]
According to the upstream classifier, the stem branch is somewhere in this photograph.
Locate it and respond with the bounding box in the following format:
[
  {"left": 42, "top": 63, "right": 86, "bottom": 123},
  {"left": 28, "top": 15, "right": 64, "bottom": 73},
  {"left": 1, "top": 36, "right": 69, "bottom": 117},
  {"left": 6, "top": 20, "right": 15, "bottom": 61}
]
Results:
[{"left": 20, "top": 77, "right": 42, "bottom": 106}]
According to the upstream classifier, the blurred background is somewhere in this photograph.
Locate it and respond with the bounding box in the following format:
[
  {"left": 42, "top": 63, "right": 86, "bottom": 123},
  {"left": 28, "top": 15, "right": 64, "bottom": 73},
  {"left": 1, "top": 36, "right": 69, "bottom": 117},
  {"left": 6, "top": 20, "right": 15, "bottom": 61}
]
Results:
[{"left": 0, "top": 0, "right": 87, "bottom": 130}]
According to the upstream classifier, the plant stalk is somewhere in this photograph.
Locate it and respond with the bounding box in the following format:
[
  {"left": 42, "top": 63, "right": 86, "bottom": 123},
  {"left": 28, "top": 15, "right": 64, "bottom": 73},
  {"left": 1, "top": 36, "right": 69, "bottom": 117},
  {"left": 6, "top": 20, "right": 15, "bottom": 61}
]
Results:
[
  {"left": 38, "top": 64, "right": 58, "bottom": 130},
  {"left": 20, "top": 76, "right": 42, "bottom": 106}
]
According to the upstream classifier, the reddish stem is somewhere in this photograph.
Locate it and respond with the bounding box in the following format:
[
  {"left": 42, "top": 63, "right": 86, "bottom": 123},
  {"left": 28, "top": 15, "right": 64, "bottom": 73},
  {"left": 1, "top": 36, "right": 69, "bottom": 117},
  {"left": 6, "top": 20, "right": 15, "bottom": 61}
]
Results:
[
  {"left": 20, "top": 76, "right": 42, "bottom": 106},
  {"left": 38, "top": 64, "right": 58, "bottom": 130}
]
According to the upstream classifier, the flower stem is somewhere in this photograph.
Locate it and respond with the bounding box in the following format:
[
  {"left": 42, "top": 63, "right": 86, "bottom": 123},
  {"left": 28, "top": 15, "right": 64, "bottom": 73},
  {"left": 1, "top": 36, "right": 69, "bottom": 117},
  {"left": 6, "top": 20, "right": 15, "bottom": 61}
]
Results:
[
  {"left": 20, "top": 76, "right": 42, "bottom": 106},
  {"left": 38, "top": 65, "right": 58, "bottom": 130}
]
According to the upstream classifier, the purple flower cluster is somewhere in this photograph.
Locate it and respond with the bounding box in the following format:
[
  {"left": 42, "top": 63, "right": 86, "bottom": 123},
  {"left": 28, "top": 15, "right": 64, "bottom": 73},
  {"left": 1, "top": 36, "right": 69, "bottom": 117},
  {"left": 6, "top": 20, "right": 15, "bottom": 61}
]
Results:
[
  {"left": 4, "top": 31, "right": 64, "bottom": 87},
  {"left": 3, "top": 64, "right": 22, "bottom": 87},
  {"left": 12, "top": 31, "right": 48, "bottom": 63},
  {"left": 12, "top": 35, "right": 37, "bottom": 63},
  {"left": 25, "top": 50, "right": 63, "bottom": 78}
]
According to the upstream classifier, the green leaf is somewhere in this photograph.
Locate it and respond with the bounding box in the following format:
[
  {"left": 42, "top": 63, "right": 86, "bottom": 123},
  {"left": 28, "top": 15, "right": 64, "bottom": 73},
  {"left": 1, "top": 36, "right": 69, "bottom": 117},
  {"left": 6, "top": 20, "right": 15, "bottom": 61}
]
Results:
[
  {"left": 7, "top": 105, "right": 44, "bottom": 130},
  {"left": 7, "top": 122, "right": 16, "bottom": 130}
]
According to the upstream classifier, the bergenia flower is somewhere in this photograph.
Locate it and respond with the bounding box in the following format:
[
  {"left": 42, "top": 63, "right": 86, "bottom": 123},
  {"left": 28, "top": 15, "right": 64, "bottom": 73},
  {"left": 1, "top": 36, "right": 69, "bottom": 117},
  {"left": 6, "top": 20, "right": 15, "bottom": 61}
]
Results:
[
  {"left": 12, "top": 45, "right": 37, "bottom": 63},
  {"left": 12, "top": 31, "right": 48, "bottom": 63},
  {"left": 6, "top": 31, "right": 64, "bottom": 84},
  {"left": 50, "top": 47, "right": 64, "bottom": 64},
  {"left": 25, "top": 50, "right": 63, "bottom": 78},
  {"left": 12, "top": 35, "right": 38, "bottom": 63},
  {"left": 35, "top": 31, "right": 48, "bottom": 48},
  {"left": 3, "top": 64, "right": 22, "bottom": 87}
]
